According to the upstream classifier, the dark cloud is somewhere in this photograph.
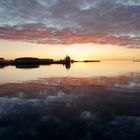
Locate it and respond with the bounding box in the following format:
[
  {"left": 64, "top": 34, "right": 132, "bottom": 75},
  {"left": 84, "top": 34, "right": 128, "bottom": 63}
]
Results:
[{"left": 0, "top": 0, "right": 140, "bottom": 47}]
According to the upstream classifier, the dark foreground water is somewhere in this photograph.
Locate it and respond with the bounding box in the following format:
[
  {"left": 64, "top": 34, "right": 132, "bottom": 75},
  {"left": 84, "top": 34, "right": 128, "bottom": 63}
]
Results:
[{"left": 0, "top": 61, "right": 140, "bottom": 140}]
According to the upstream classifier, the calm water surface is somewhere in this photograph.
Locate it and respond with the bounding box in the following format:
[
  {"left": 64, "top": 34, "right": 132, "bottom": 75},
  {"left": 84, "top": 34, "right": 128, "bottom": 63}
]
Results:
[
  {"left": 0, "top": 61, "right": 140, "bottom": 140},
  {"left": 0, "top": 61, "right": 140, "bottom": 83}
]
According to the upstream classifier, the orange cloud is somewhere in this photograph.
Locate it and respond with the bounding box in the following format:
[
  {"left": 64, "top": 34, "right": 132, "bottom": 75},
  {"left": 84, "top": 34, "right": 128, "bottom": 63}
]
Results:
[{"left": 0, "top": 24, "right": 140, "bottom": 48}]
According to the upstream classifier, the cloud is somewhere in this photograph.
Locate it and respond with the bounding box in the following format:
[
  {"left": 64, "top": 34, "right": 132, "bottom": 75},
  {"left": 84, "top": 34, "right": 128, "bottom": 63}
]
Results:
[
  {"left": 0, "top": 23, "right": 140, "bottom": 48},
  {"left": 0, "top": 0, "right": 140, "bottom": 48}
]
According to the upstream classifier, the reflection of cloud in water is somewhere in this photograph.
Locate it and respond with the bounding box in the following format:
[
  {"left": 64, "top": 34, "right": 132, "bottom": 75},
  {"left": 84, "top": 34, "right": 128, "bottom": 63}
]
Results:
[
  {"left": 0, "top": 73, "right": 140, "bottom": 139},
  {"left": 0, "top": 97, "right": 140, "bottom": 139},
  {"left": 113, "top": 82, "right": 140, "bottom": 89},
  {"left": 0, "top": 73, "right": 139, "bottom": 97}
]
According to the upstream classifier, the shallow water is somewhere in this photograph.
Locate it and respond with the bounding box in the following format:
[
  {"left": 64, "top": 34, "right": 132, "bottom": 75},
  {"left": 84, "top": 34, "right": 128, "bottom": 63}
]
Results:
[{"left": 0, "top": 61, "right": 140, "bottom": 140}]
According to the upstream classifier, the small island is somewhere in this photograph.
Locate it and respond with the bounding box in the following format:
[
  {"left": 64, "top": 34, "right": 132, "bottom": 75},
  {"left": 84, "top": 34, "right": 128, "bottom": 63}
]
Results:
[
  {"left": 0, "top": 56, "right": 101, "bottom": 69},
  {"left": 133, "top": 60, "right": 140, "bottom": 62}
]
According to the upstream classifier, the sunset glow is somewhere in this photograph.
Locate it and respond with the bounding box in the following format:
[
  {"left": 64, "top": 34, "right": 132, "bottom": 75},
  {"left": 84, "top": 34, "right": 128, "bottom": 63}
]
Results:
[
  {"left": 0, "top": 1, "right": 140, "bottom": 139},
  {"left": 0, "top": 0, "right": 140, "bottom": 60},
  {"left": 0, "top": 39, "right": 140, "bottom": 60}
]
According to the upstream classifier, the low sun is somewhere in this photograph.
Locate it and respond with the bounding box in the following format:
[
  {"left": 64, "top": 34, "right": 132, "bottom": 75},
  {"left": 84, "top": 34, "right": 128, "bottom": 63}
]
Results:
[{"left": 75, "top": 56, "right": 85, "bottom": 61}]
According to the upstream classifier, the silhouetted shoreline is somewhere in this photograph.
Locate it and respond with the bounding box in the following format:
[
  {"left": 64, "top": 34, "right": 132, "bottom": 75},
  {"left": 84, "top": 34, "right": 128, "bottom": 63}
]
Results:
[
  {"left": 71, "top": 60, "right": 100, "bottom": 63},
  {"left": 133, "top": 60, "right": 140, "bottom": 62},
  {"left": 0, "top": 56, "right": 101, "bottom": 69}
]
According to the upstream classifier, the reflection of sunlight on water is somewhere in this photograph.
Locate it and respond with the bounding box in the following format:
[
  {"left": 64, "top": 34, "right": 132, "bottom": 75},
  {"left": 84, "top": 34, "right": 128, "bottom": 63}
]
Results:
[
  {"left": 0, "top": 61, "right": 140, "bottom": 83},
  {"left": 74, "top": 62, "right": 87, "bottom": 69}
]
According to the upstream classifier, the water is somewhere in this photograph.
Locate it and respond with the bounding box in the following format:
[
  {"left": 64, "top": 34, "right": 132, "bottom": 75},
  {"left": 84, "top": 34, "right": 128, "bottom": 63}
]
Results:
[
  {"left": 0, "top": 61, "right": 140, "bottom": 140},
  {"left": 0, "top": 61, "right": 140, "bottom": 83}
]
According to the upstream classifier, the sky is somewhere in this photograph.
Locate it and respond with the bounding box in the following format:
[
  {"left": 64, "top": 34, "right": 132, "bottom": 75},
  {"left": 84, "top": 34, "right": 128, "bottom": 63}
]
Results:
[{"left": 0, "top": 0, "right": 140, "bottom": 60}]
